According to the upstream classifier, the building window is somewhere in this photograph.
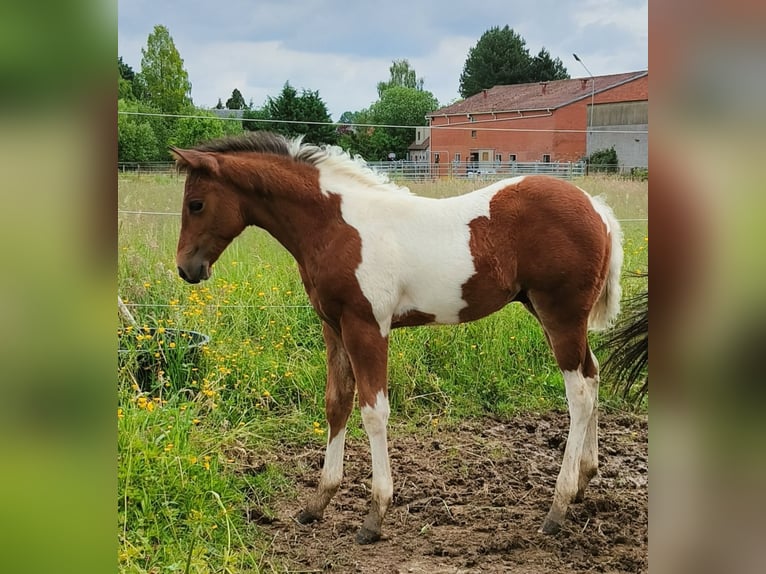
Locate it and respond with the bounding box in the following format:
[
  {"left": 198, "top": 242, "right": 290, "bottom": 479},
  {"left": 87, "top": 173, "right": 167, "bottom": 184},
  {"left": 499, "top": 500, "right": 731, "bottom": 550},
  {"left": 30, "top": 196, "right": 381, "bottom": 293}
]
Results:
[
  {"left": 495, "top": 154, "right": 502, "bottom": 162},
  {"left": 454, "top": 153, "right": 461, "bottom": 162},
  {"left": 434, "top": 153, "right": 440, "bottom": 164},
  {"left": 471, "top": 130, "right": 477, "bottom": 138},
  {"left": 542, "top": 154, "right": 551, "bottom": 163},
  {"left": 509, "top": 154, "right": 517, "bottom": 162}
]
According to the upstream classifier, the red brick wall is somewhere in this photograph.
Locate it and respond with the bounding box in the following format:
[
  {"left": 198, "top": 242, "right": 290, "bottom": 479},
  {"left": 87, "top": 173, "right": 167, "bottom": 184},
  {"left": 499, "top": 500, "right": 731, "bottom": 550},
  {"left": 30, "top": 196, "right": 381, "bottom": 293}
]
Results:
[{"left": 429, "top": 75, "right": 648, "bottom": 168}]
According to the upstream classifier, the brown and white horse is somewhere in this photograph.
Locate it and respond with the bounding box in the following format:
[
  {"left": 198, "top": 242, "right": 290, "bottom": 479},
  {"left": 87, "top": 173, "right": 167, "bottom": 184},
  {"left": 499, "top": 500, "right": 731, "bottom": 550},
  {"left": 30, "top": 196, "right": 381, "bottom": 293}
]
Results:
[{"left": 172, "top": 132, "right": 623, "bottom": 543}]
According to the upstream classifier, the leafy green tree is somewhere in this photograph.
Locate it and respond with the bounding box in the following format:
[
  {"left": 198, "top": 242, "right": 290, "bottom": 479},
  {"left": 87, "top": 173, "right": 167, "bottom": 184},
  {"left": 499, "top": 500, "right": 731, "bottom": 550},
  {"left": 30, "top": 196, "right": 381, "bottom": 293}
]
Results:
[
  {"left": 338, "top": 111, "right": 357, "bottom": 125},
  {"left": 118, "top": 56, "right": 135, "bottom": 82},
  {"left": 377, "top": 59, "right": 424, "bottom": 97},
  {"left": 118, "top": 57, "right": 140, "bottom": 100},
  {"left": 118, "top": 99, "right": 160, "bottom": 162},
  {"left": 339, "top": 61, "right": 438, "bottom": 161},
  {"left": 246, "top": 82, "right": 336, "bottom": 144},
  {"left": 214, "top": 98, "right": 224, "bottom": 109},
  {"left": 225, "top": 88, "right": 247, "bottom": 110},
  {"left": 170, "top": 110, "right": 228, "bottom": 149},
  {"left": 368, "top": 86, "right": 438, "bottom": 159},
  {"left": 459, "top": 25, "right": 569, "bottom": 98},
  {"left": 119, "top": 77, "right": 135, "bottom": 101},
  {"left": 241, "top": 106, "right": 270, "bottom": 132},
  {"left": 139, "top": 25, "right": 192, "bottom": 113}
]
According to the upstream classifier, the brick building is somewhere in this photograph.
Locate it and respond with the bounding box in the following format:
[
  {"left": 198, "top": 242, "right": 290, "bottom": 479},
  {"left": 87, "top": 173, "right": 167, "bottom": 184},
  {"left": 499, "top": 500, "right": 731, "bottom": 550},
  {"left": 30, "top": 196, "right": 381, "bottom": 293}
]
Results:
[{"left": 425, "top": 71, "right": 647, "bottom": 175}]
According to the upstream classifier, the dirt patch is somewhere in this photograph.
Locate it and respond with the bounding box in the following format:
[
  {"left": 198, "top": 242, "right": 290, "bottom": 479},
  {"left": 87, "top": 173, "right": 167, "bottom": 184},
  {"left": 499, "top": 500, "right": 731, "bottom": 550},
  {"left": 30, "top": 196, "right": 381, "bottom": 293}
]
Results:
[{"left": 251, "top": 411, "right": 647, "bottom": 573}]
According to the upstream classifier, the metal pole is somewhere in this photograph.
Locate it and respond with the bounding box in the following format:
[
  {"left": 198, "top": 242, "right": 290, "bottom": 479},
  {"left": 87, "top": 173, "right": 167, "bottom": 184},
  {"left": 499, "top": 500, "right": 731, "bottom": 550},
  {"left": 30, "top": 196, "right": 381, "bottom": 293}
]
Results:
[{"left": 573, "top": 53, "right": 595, "bottom": 157}]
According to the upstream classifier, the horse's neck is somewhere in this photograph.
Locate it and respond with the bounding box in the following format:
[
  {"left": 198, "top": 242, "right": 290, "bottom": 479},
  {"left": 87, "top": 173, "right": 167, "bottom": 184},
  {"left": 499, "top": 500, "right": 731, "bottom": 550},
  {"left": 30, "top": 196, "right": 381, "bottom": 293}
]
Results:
[{"left": 238, "top": 160, "right": 330, "bottom": 262}]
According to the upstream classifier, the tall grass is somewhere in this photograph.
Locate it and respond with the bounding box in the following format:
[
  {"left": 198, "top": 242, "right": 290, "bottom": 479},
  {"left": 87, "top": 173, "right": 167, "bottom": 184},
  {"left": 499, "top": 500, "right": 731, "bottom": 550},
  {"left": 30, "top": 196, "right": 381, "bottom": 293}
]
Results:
[{"left": 118, "top": 172, "right": 647, "bottom": 572}]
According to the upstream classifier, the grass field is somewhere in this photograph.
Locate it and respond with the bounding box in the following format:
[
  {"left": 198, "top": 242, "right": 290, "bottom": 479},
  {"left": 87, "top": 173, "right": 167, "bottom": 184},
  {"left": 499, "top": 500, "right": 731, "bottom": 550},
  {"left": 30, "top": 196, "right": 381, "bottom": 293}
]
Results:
[{"left": 118, "top": 173, "right": 647, "bottom": 572}]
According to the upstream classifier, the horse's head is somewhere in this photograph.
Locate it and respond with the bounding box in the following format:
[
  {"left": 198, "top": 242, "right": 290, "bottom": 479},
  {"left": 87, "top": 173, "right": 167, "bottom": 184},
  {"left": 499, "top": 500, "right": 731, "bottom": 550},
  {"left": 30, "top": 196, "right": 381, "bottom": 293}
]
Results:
[{"left": 171, "top": 147, "right": 246, "bottom": 284}]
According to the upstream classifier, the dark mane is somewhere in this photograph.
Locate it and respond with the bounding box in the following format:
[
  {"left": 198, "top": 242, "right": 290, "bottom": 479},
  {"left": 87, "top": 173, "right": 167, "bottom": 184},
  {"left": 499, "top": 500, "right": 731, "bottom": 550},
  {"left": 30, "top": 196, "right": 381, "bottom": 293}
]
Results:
[
  {"left": 189, "top": 132, "right": 411, "bottom": 194},
  {"left": 193, "top": 131, "right": 296, "bottom": 157}
]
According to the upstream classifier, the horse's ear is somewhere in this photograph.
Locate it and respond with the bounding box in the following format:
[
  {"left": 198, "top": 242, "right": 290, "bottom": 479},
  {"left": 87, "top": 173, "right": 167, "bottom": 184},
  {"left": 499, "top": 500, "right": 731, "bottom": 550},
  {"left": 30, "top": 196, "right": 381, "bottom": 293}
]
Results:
[{"left": 169, "top": 147, "right": 220, "bottom": 175}]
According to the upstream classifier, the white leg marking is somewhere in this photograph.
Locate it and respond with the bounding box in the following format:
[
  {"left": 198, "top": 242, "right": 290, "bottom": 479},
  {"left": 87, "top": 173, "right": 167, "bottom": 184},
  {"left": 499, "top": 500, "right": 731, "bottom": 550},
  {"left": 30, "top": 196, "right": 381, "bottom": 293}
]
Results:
[
  {"left": 320, "top": 428, "right": 346, "bottom": 491},
  {"left": 580, "top": 352, "right": 600, "bottom": 482},
  {"left": 360, "top": 391, "right": 393, "bottom": 509},
  {"left": 557, "top": 369, "right": 596, "bottom": 501}
]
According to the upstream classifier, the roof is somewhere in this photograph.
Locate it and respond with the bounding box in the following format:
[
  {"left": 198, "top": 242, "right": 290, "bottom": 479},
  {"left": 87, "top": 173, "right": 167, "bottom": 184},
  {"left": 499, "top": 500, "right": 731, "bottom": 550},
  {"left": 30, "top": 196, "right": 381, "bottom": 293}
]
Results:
[
  {"left": 408, "top": 136, "right": 430, "bottom": 151},
  {"left": 428, "top": 71, "right": 647, "bottom": 117},
  {"left": 210, "top": 108, "right": 245, "bottom": 118}
]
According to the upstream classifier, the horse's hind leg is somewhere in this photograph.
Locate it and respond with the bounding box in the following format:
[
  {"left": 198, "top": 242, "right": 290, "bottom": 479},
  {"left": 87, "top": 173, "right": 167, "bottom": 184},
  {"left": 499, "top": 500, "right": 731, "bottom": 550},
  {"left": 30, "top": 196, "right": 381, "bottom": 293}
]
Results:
[
  {"left": 576, "top": 349, "right": 600, "bottom": 502},
  {"left": 297, "top": 322, "right": 356, "bottom": 524},
  {"left": 527, "top": 294, "right": 598, "bottom": 534},
  {"left": 524, "top": 298, "right": 599, "bottom": 498}
]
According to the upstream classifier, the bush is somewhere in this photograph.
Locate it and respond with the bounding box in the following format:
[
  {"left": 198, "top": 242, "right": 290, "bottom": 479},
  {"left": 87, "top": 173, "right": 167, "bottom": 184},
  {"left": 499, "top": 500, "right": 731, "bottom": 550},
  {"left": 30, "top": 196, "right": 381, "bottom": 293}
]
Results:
[{"left": 588, "top": 146, "right": 618, "bottom": 174}]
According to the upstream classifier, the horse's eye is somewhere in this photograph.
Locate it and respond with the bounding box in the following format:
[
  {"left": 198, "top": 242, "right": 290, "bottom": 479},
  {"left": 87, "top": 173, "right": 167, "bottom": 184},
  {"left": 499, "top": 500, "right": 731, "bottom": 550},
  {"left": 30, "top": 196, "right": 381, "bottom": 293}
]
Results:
[{"left": 188, "top": 200, "right": 204, "bottom": 214}]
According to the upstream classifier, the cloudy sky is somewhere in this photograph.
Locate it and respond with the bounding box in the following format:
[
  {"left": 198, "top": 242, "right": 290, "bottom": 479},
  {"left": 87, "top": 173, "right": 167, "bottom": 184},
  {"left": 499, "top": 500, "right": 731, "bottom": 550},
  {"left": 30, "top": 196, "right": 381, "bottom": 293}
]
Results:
[{"left": 118, "top": 0, "right": 647, "bottom": 120}]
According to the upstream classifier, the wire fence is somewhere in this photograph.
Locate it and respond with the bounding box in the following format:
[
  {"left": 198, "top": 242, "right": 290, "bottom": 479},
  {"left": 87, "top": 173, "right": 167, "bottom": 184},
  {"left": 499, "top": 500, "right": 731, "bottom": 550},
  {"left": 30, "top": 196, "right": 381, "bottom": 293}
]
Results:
[
  {"left": 118, "top": 160, "right": 647, "bottom": 180},
  {"left": 119, "top": 110, "right": 647, "bottom": 313}
]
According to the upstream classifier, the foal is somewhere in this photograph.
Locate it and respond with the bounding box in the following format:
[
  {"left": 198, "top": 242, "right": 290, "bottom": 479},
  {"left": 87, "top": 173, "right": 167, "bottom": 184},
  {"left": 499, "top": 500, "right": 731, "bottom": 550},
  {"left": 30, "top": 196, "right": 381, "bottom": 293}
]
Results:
[{"left": 172, "top": 132, "right": 623, "bottom": 543}]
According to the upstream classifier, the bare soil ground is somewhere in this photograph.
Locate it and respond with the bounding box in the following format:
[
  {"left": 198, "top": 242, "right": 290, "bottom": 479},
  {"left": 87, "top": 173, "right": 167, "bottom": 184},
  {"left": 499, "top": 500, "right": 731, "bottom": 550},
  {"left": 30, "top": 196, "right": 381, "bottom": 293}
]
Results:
[{"left": 252, "top": 411, "right": 647, "bottom": 573}]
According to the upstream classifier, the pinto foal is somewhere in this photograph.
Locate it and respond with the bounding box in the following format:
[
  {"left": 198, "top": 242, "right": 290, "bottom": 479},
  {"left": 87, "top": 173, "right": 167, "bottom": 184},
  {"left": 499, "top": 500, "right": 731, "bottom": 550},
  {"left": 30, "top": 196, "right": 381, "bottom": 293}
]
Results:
[{"left": 172, "top": 132, "right": 623, "bottom": 543}]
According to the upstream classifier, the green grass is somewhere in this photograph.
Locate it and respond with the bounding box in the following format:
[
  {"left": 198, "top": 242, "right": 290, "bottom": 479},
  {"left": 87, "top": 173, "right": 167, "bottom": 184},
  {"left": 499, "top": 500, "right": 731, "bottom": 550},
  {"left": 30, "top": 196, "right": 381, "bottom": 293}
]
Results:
[{"left": 118, "top": 172, "right": 647, "bottom": 572}]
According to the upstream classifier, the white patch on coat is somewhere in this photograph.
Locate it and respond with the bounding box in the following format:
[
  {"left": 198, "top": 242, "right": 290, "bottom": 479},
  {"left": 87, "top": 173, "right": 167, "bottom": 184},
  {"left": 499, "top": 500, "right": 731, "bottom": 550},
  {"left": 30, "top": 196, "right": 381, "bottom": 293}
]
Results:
[
  {"left": 319, "top": 169, "right": 526, "bottom": 336},
  {"left": 320, "top": 428, "right": 346, "bottom": 489}
]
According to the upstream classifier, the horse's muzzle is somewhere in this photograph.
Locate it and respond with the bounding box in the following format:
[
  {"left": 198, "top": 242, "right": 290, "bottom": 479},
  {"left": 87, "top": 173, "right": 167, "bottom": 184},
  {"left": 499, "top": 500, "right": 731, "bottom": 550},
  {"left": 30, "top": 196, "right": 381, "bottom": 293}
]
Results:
[{"left": 177, "top": 263, "right": 209, "bottom": 284}]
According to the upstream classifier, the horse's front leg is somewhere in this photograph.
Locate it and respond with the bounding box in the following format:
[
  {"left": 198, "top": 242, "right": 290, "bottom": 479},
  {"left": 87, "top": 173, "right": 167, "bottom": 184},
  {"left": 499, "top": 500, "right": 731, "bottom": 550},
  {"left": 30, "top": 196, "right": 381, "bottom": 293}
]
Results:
[
  {"left": 297, "top": 322, "right": 356, "bottom": 524},
  {"left": 341, "top": 314, "right": 392, "bottom": 544}
]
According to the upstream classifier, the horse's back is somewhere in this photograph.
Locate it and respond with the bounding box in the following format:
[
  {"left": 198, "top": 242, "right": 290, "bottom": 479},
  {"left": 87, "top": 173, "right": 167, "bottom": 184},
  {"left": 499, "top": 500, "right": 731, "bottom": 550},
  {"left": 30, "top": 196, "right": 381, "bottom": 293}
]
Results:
[
  {"left": 458, "top": 176, "right": 614, "bottom": 319},
  {"left": 343, "top": 175, "right": 613, "bottom": 333}
]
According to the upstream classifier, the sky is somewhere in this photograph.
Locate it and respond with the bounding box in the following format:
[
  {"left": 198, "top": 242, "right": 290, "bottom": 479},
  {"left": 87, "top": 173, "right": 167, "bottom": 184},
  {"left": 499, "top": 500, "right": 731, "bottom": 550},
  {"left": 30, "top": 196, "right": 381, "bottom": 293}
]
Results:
[{"left": 118, "top": 0, "right": 647, "bottom": 121}]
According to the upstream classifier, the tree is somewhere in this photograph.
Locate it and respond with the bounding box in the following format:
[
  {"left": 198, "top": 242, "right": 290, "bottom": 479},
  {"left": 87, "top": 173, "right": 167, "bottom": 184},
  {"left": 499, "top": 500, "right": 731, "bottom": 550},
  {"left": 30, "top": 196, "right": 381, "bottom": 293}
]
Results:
[
  {"left": 377, "top": 59, "right": 424, "bottom": 97},
  {"left": 529, "top": 48, "right": 569, "bottom": 82},
  {"left": 459, "top": 25, "right": 569, "bottom": 98},
  {"left": 118, "top": 99, "right": 160, "bottom": 162},
  {"left": 170, "top": 110, "right": 228, "bottom": 149},
  {"left": 214, "top": 98, "right": 224, "bottom": 109},
  {"left": 246, "top": 82, "right": 337, "bottom": 144},
  {"left": 118, "top": 56, "right": 135, "bottom": 82},
  {"left": 241, "top": 106, "right": 270, "bottom": 132},
  {"left": 225, "top": 88, "right": 247, "bottom": 110},
  {"left": 369, "top": 86, "right": 438, "bottom": 159},
  {"left": 118, "top": 57, "right": 140, "bottom": 100},
  {"left": 139, "top": 25, "right": 192, "bottom": 113}
]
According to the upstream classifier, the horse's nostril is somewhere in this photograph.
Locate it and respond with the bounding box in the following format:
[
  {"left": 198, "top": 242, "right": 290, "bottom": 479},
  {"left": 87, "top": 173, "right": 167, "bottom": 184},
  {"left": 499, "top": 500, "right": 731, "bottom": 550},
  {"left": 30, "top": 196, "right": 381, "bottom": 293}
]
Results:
[{"left": 178, "top": 266, "right": 189, "bottom": 281}]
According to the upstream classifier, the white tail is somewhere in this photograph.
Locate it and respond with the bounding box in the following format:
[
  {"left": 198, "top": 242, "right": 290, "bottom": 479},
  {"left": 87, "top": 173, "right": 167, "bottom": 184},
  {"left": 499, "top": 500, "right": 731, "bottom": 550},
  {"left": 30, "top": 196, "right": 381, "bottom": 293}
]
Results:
[{"left": 587, "top": 195, "right": 624, "bottom": 331}]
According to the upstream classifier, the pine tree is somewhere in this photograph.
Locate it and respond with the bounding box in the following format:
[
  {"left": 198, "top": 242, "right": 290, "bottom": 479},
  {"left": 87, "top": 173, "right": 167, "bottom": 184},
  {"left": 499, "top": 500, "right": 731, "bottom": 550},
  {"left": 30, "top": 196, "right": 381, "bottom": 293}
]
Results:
[{"left": 459, "top": 26, "right": 569, "bottom": 98}]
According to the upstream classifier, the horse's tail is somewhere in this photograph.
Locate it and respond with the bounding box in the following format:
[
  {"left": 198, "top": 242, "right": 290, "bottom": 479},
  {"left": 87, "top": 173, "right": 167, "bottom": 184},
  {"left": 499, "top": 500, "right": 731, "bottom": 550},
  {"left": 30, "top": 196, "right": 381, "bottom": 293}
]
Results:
[
  {"left": 587, "top": 195, "right": 624, "bottom": 331},
  {"left": 596, "top": 277, "right": 648, "bottom": 404}
]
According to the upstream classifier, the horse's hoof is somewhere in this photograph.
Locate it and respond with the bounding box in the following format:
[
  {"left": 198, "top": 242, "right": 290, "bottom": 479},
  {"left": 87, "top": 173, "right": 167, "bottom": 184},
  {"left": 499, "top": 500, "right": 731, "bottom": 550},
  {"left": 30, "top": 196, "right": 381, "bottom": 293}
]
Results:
[
  {"left": 355, "top": 527, "right": 381, "bottom": 545},
  {"left": 539, "top": 517, "right": 562, "bottom": 535},
  {"left": 295, "top": 510, "right": 320, "bottom": 525}
]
